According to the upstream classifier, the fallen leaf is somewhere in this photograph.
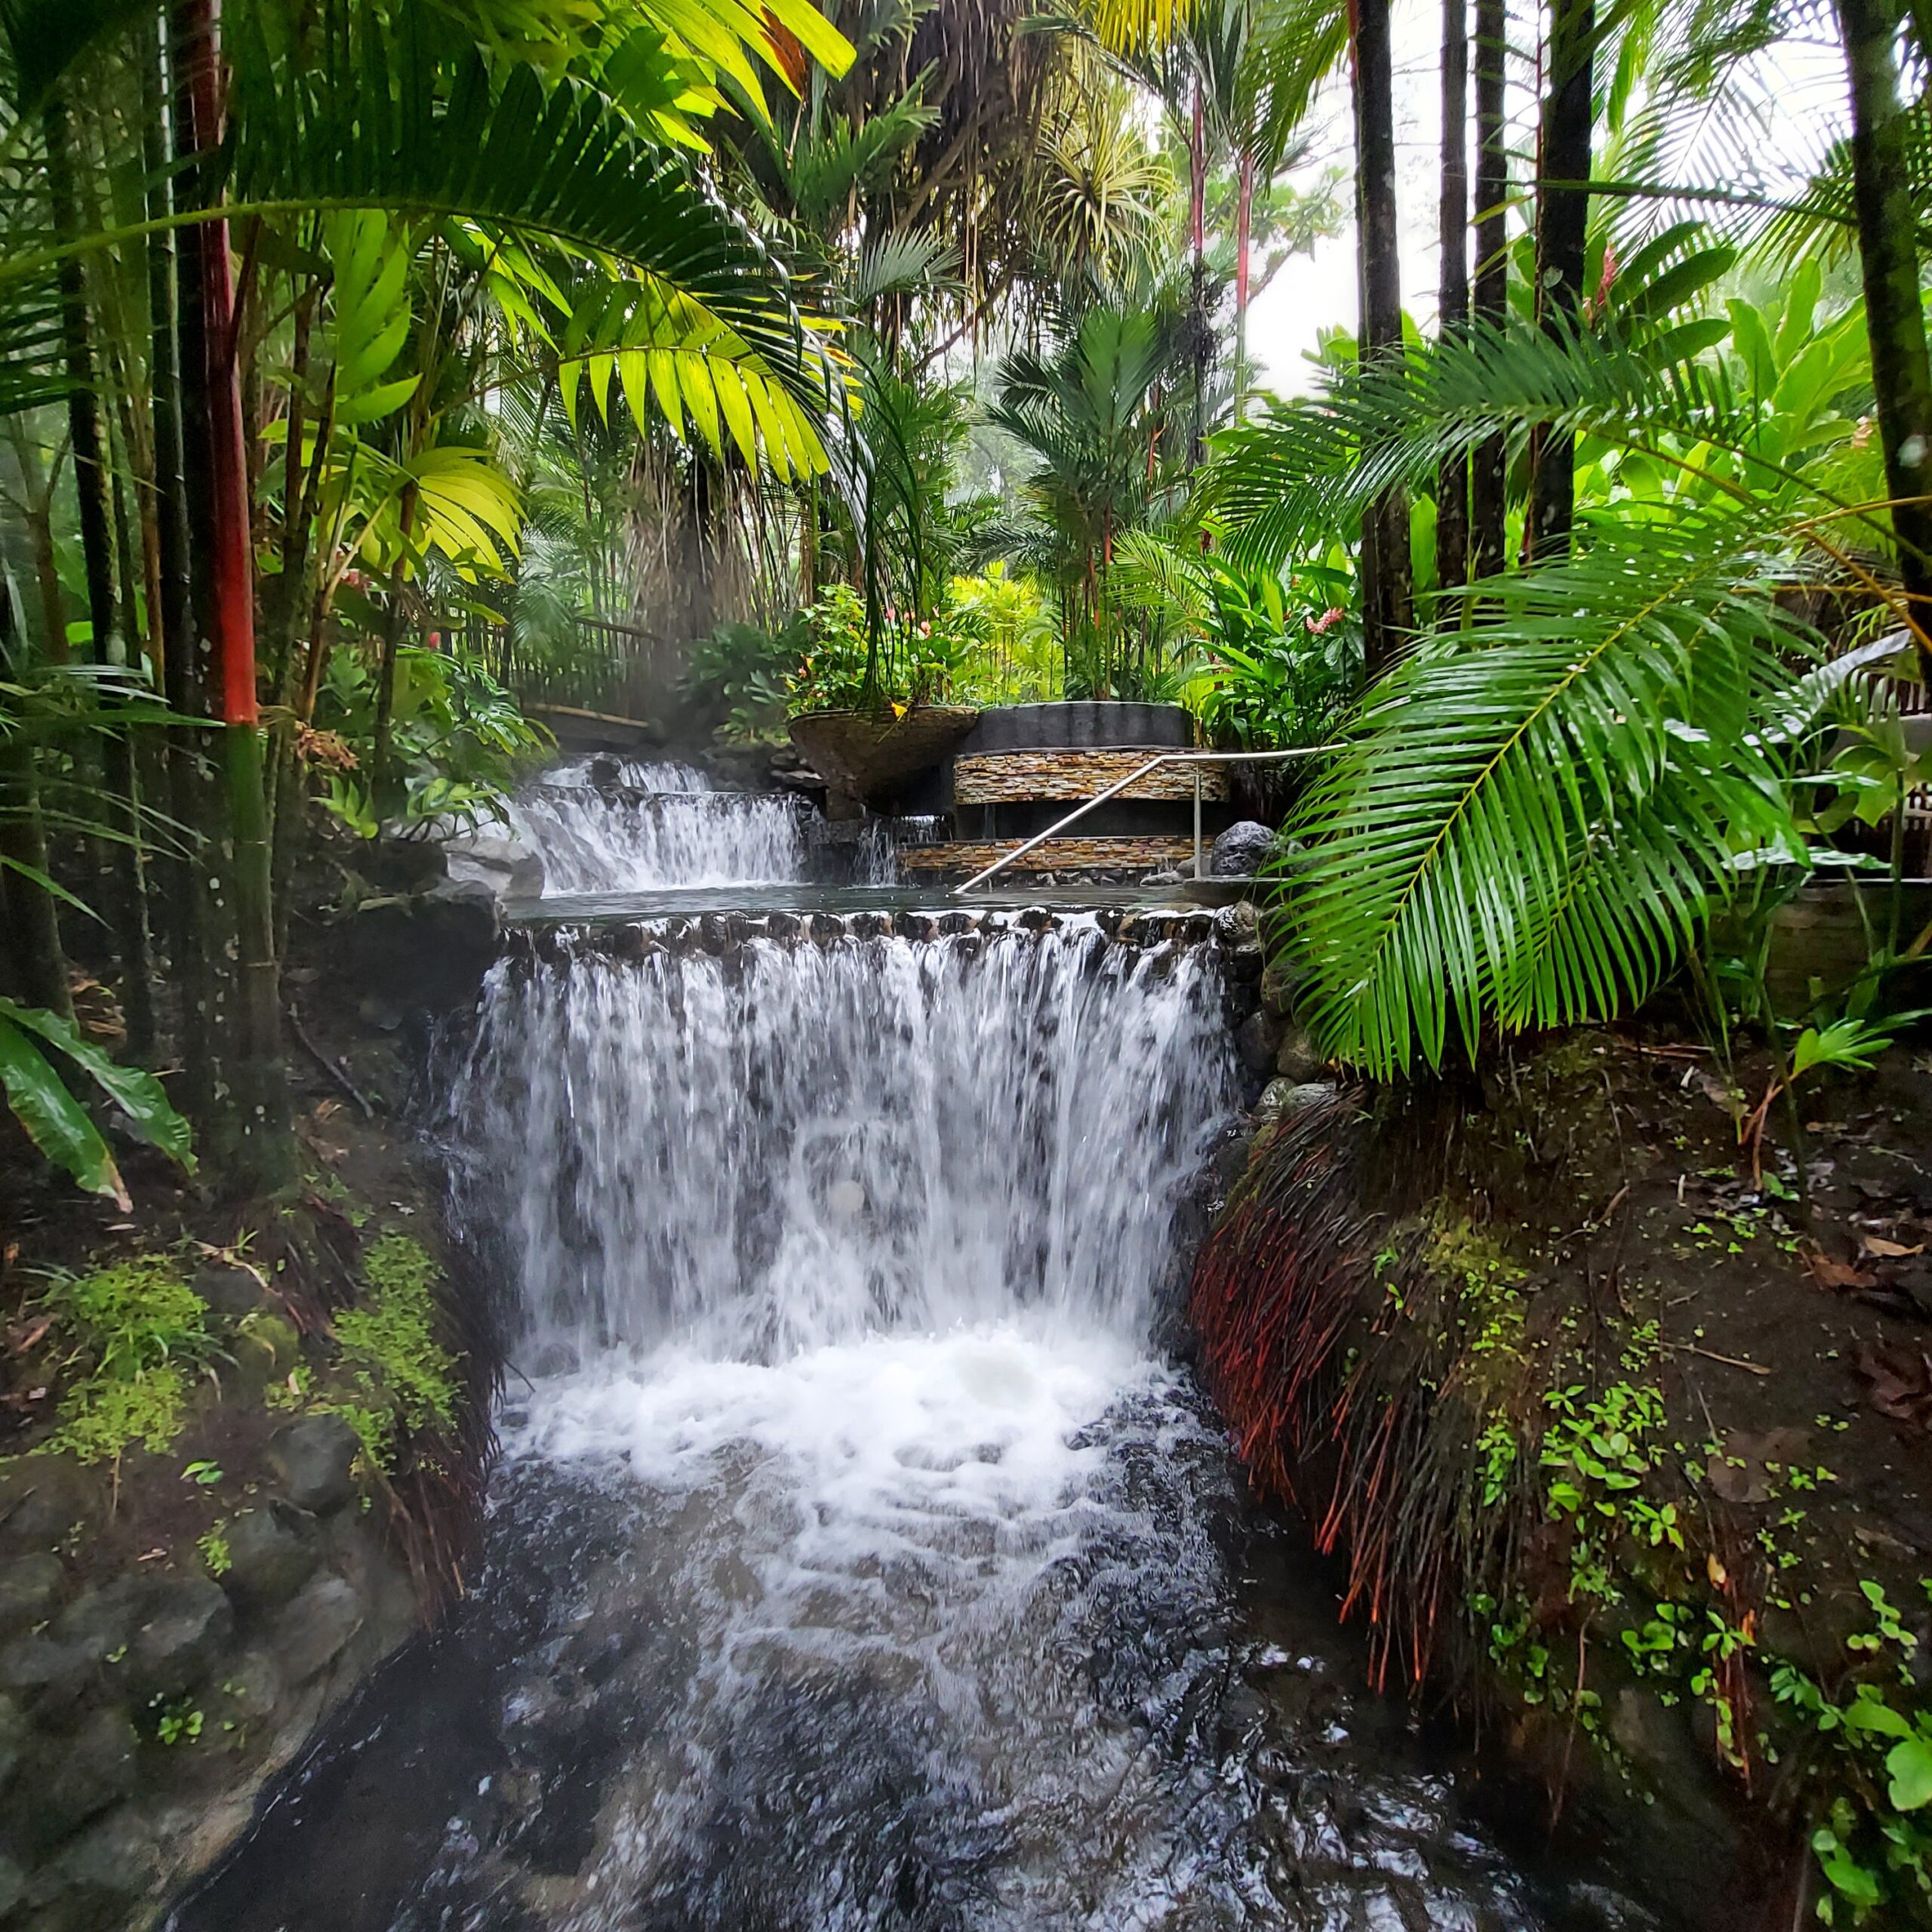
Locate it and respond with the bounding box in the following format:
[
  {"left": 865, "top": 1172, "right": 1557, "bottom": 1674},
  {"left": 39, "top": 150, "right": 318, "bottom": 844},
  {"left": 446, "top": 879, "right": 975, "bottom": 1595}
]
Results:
[
  {"left": 1857, "top": 1342, "right": 1932, "bottom": 1429},
  {"left": 1707, "top": 1552, "right": 1730, "bottom": 1589},
  {"left": 1802, "top": 1241, "right": 1875, "bottom": 1291},
  {"left": 1862, "top": 1235, "right": 1925, "bottom": 1259}
]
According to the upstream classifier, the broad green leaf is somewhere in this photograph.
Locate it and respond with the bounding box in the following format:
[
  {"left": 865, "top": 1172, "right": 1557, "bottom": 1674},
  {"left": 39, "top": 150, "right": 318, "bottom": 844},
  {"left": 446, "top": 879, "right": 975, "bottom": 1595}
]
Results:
[
  {"left": 0, "top": 1014, "right": 126, "bottom": 1205},
  {"left": 1887, "top": 1735, "right": 1932, "bottom": 1810},
  {"left": 0, "top": 995, "right": 196, "bottom": 1174}
]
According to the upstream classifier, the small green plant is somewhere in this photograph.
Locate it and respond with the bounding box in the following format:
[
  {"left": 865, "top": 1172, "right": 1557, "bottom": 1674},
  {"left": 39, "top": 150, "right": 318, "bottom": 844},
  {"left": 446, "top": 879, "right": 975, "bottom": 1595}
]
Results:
[
  {"left": 198, "top": 1524, "right": 232, "bottom": 1577},
  {"left": 151, "top": 1696, "right": 204, "bottom": 1746},
  {"left": 182, "top": 1459, "right": 224, "bottom": 1487},
  {"left": 36, "top": 1258, "right": 216, "bottom": 1465},
  {"left": 325, "top": 1233, "right": 460, "bottom": 1469}
]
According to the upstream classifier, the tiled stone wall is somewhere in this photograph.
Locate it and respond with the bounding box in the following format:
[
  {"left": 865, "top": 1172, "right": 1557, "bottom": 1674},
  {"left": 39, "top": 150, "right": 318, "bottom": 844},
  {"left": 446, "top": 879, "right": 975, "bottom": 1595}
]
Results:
[
  {"left": 953, "top": 749, "right": 1228, "bottom": 805},
  {"left": 900, "top": 837, "right": 1198, "bottom": 876}
]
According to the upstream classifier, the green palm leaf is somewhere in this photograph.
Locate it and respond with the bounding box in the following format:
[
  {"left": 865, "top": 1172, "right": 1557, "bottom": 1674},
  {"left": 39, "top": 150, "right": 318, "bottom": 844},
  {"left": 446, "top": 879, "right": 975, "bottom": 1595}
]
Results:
[{"left": 1279, "top": 507, "right": 1817, "bottom": 1076}]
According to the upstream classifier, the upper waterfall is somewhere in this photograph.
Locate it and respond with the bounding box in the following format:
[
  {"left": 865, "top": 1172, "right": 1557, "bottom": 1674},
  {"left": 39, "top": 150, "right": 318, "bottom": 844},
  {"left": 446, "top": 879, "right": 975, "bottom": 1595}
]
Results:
[{"left": 508, "top": 757, "right": 806, "bottom": 893}]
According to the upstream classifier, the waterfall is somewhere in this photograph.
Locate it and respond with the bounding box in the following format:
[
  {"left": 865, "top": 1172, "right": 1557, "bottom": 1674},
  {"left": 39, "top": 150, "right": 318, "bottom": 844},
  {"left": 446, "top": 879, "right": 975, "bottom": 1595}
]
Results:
[
  {"left": 460, "top": 919, "right": 1235, "bottom": 1368},
  {"left": 509, "top": 758, "right": 805, "bottom": 893},
  {"left": 178, "top": 814, "right": 1646, "bottom": 1929}
]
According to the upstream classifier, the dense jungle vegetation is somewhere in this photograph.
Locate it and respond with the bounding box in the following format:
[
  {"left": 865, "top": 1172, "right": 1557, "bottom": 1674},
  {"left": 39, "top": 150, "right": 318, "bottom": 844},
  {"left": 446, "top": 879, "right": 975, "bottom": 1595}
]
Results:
[{"left": 1, "top": 0, "right": 1931, "bottom": 1909}]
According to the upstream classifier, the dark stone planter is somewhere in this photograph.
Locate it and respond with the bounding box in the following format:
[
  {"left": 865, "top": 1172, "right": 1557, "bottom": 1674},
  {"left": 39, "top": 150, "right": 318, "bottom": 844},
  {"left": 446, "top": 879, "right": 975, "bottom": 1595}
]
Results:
[
  {"left": 787, "top": 707, "right": 980, "bottom": 808},
  {"left": 957, "top": 702, "right": 1193, "bottom": 755}
]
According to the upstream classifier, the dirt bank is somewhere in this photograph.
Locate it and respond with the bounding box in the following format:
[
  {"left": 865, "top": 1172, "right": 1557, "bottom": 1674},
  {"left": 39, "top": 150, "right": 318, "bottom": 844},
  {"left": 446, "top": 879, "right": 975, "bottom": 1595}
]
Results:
[{"left": 1192, "top": 1026, "right": 1932, "bottom": 1929}]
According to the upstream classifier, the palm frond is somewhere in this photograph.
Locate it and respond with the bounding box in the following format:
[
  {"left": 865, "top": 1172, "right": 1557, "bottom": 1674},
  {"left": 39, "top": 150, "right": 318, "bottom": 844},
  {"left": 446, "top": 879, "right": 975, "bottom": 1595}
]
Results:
[
  {"left": 1281, "top": 504, "right": 1820, "bottom": 1075},
  {"left": 1208, "top": 316, "right": 1866, "bottom": 571}
]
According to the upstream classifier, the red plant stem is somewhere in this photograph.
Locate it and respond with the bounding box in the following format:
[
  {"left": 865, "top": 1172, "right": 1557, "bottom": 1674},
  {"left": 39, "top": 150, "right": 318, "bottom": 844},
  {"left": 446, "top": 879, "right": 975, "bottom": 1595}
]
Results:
[{"left": 181, "top": 0, "right": 256, "bottom": 728}]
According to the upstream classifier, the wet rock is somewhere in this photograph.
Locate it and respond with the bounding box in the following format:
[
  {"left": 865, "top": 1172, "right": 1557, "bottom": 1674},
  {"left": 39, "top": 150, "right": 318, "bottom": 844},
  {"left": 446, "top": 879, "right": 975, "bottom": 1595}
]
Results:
[
  {"left": 1214, "top": 1131, "right": 1256, "bottom": 1189},
  {"left": 0, "top": 1459, "right": 95, "bottom": 1557},
  {"left": 219, "top": 1506, "right": 321, "bottom": 1611},
  {"left": 0, "top": 1636, "right": 97, "bottom": 1718},
  {"left": 0, "top": 1554, "right": 65, "bottom": 1638},
  {"left": 270, "top": 1576, "right": 365, "bottom": 1686},
  {"left": 1235, "top": 1010, "right": 1285, "bottom": 1076},
  {"left": 1211, "top": 820, "right": 1277, "bottom": 877},
  {"left": 1257, "top": 1078, "right": 1338, "bottom": 1121},
  {"left": 51, "top": 1577, "right": 151, "bottom": 1666},
  {"left": 1260, "top": 955, "right": 1303, "bottom": 1021},
  {"left": 123, "top": 1576, "right": 232, "bottom": 1703},
  {"left": 0, "top": 1854, "right": 21, "bottom": 1921},
  {"left": 220, "top": 1650, "right": 284, "bottom": 1724},
  {"left": 19, "top": 1708, "right": 137, "bottom": 1850},
  {"left": 268, "top": 1416, "right": 361, "bottom": 1516},
  {"left": 27, "top": 1804, "right": 161, "bottom": 1920},
  {"left": 1275, "top": 1026, "right": 1324, "bottom": 1083},
  {"left": 0, "top": 1691, "right": 26, "bottom": 1788},
  {"left": 440, "top": 826, "right": 543, "bottom": 899},
  {"left": 191, "top": 1259, "right": 266, "bottom": 1321}
]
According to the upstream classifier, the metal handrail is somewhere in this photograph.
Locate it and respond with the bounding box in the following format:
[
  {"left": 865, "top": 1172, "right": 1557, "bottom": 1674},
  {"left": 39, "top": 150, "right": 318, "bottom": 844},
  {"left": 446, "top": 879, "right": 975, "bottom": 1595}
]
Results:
[{"left": 954, "top": 745, "right": 1337, "bottom": 894}]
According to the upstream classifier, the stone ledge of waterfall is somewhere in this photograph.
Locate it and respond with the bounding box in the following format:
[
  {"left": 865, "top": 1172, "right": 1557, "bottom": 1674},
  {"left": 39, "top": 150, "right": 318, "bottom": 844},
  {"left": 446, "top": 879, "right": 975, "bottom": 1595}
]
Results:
[{"left": 498, "top": 904, "right": 1257, "bottom": 967}]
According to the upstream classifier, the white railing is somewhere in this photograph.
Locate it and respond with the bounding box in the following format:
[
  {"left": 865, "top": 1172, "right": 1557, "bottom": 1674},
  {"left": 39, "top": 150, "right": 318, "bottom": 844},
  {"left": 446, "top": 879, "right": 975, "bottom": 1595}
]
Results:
[{"left": 953, "top": 746, "right": 1337, "bottom": 895}]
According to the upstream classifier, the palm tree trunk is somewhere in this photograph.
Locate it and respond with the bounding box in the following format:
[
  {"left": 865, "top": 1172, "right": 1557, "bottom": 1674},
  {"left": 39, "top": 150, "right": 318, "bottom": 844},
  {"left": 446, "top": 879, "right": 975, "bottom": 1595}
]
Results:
[
  {"left": 44, "top": 91, "right": 155, "bottom": 1050},
  {"left": 1469, "top": 0, "right": 1509, "bottom": 581},
  {"left": 180, "top": 0, "right": 294, "bottom": 1192},
  {"left": 1527, "top": 0, "right": 1593, "bottom": 557},
  {"left": 1353, "top": 0, "right": 1412, "bottom": 674},
  {"left": 148, "top": 8, "right": 215, "bottom": 1117},
  {"left": 1190, "top": 78, "right": 1211, "bottom": 466},
  {"left": 1435, "top": 0, "right": 1471, "bottom": 611},
  {"left": 1838, "top": 0, "right": 1932, "bottom": 679},
  {"left": 1235, "top": 148, "right": 1257, "bottom": 421}
]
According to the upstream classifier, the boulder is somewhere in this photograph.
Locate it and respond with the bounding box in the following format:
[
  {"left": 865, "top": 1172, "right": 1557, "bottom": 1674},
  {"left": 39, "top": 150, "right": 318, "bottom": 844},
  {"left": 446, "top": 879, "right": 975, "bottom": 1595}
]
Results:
[
  {"left": 0, "top": 1458, "right": 95, "bottom": 1558},
  {"left": 219, "top": 1506, "right": 321, "bottom": 1611},
  {"left": 439, "top": 824, "right": 544, "bottom": 900},
  {"left": 0, "top": 1691, "right": 26, "bottom": 1789},
  {"left": 270, "top": 1576, "right": 365, "bottom": 1686},
  {"left": 18, "top": 1708, "right": 137, "bottom": 1850},
  {"left": 1234, "top": 1009, "right": 1285, "bottom": 1077},
  {"left": 0, "top": 1636, "right": 97, "bottom": 1718},
  {"left": 1259, "top": 955, "right": 1303, "bottom": 1022},
  {"left": 342, "top": 878, "right": 500, "bottom": 1020},
  {"left": 28, "top": 1805, "right": 161, "bottom": 1920},
  {"left": 191, "top": 1260, "right": 266, "bottom": 1321},
  {"left": 1209, "top": 820, "right": 1277, "bottom": 877},
  {"left": 0, "top": 1554, "right": 65, "bottom": 1638},
  {"left": 51, "top": 1576, "right": 151, "bottom": 1663},
  {"left": 1275, "top": 1026, "right": 1325, "bottom": 1083},
  {"left": 267, "top": 1415, "right": 361, "bottom": 1515},
  {"left": 123, "top": 1576, "right": 232, "bottom": 1703},
  {"left": 1257, "top": 1078, "right": 1338, "bottom": 1121}
]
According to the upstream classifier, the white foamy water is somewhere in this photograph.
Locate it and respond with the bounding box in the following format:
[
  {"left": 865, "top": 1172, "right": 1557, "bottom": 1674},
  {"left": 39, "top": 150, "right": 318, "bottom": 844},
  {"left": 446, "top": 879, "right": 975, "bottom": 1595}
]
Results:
[{"left": 509, "top": 757, "right": 804, "bottom": 892}]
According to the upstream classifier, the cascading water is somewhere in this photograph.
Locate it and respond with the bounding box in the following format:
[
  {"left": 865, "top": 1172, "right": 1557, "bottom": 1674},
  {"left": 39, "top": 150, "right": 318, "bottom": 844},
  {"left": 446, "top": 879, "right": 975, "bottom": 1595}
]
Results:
[
  {"left": 173, "top": 787, "right": 1659, "bottom": 1932},
  {"left": 509, "top": 758, "right": 805, "bottom": 892}
]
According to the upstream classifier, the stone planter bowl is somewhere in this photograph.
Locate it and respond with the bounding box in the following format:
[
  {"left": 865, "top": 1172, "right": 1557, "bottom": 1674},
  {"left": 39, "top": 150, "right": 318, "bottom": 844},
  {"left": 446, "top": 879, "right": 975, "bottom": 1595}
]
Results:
[{"left": 788, "top": 706, "right": 980, "bottom": 806}]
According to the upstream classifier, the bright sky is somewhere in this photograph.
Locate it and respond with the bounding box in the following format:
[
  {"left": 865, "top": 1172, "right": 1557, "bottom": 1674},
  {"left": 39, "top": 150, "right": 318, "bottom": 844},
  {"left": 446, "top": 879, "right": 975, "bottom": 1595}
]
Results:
[{"left": 1245, "top": 0, "right": 1851, "bottom": 395}]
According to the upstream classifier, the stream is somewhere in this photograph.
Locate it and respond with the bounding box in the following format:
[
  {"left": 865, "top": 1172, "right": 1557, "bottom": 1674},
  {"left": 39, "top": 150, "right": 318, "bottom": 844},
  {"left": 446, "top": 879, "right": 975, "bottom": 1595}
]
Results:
[{"left": 168, "top": 776, "right": 1661, "bottom": 1932}]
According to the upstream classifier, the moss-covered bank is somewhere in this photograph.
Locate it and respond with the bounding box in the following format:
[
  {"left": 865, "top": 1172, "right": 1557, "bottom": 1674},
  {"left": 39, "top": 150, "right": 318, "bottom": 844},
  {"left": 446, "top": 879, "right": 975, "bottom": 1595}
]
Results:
[
  {"left": 0, "top": 883, "right": 495, "bottom": 1930},
  {"left": 1192, "top": 1033, "right": 1932, "bottom": 1930}
]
